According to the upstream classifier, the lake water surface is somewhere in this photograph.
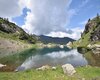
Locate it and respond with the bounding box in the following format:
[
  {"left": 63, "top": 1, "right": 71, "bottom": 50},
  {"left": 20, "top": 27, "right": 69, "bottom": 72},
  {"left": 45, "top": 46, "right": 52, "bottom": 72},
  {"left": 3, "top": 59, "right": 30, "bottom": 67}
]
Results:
[{"left": 0, "top": 47, "right": 99, "bottom": 71}]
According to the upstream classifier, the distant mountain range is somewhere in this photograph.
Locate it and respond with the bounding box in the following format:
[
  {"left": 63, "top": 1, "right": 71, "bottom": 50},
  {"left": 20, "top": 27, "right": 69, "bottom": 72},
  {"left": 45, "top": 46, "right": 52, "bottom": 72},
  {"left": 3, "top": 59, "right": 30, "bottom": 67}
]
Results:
[{"left": 39, "top": 35, "right": 75, "bottom": 44}]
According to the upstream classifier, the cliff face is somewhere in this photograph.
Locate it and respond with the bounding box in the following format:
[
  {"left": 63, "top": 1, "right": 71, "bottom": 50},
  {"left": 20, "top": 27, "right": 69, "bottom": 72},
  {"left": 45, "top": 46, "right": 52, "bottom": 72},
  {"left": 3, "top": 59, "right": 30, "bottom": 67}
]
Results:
[
  {"left": 90, "top": 25, "right": 100, "bottom": 41},
  {"left": 82, "top": 15, "right": 100, "bottom": 42},
  {"left": 73, "top": 15, "right": 100, "bottom": 48},
  {"left": 79, "top": 15, "right": 100, "bottom": 53}
]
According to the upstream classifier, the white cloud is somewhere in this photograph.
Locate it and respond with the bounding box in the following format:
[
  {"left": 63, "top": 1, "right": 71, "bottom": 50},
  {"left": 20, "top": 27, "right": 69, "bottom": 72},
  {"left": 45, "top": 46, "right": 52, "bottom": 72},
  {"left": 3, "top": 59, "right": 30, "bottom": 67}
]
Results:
[
  {"left": 47, "top": 27, "right": 84, "bottom": 40},
  {"left": 0, "top": 0, "right": 25, "bottom": 18},
  {"left": 22, "top": 0, "right": 76, "bottom": 35},
  {"left": 0, "top": 0, "right": 84, "bottom": 40}
]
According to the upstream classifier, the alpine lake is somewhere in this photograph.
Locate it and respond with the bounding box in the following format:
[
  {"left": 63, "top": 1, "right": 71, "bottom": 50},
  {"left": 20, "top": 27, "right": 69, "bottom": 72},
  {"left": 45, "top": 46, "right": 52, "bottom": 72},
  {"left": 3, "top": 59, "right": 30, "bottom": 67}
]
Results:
[{"left": 0, "top": 46, "right": 100, "bottom": 72}]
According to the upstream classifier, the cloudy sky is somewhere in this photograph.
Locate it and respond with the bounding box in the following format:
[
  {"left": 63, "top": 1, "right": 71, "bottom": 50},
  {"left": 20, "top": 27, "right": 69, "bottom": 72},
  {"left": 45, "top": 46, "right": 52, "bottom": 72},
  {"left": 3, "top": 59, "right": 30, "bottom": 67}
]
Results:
[{"left": 0, "top": 0, "right": 100, "bottom": 40}]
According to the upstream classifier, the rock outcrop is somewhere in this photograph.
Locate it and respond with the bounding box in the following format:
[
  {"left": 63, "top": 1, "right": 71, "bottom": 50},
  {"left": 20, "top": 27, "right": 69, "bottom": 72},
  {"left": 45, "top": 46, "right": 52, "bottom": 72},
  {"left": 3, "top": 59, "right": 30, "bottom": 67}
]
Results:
[
  {"left": 90, "top": 26, "right": 100, "bottom": 41},
  {"left": 87, "top": 44, "right": 100, "bottom": 54},
  {"left": 82, "top": 14, "right": 100, "bottom": 42},
  {"left": 0, "top": 17, "right": 37, "bottom": 44}
]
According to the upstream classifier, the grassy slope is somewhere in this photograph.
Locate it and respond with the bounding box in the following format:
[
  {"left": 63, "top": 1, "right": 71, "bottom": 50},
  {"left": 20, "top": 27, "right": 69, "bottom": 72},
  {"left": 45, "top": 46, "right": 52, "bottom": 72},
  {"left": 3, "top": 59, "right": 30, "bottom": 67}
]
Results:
[
  {"left": 0, "top": 66, "right": 100, "bottom": 80},
  {"left": 72, "top": 16, "right": 100, "bottom": 48},
  {"left": 0, "top": 30, "right": 33, "bottom": 44},
  {"left": 72, "top": 26, "right": 100, "bottom": 48},
  {"left": 0, "top": 17, "right": 37, "bottom": 44},
  {"left": 72, "top": 32, "right": 91, "bottom": 48},
  {"left": 0, "top": 30, "right": 39, "bottom": 59}
]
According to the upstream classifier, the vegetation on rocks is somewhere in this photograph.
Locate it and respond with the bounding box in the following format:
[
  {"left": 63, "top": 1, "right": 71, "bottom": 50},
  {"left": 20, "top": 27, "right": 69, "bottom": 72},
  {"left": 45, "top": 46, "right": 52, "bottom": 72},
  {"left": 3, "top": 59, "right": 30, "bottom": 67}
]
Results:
[
  {"left": 0, "top": 17, "right": 39, "bottom": 60},
  {"left": 0, "top": 17, "right": 37, "bottom": 44},
  {"left": 72, "top": 14, "right": 100, "bottom": 48}
]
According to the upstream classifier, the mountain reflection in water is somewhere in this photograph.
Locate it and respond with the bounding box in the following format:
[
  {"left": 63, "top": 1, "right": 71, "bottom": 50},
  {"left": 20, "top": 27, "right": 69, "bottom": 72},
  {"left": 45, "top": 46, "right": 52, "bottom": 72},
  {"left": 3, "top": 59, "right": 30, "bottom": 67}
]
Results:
[
  {"left": 16, "top": 49, "right": 87, "bottom": 71},
  {"left": 0, "top": 47, "right": 99, "bottom": 72}
]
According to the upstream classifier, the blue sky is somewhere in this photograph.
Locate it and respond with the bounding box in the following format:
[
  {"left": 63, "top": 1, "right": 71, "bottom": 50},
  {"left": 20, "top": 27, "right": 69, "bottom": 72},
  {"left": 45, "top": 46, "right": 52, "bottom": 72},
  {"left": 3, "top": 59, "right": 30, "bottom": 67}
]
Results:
[
  {"left": 69, "top": 0, "right": 100, "bottom": 28},
  {"left": 12, "top": 0, "right": 100, "bottom": 28},
  {"left": 0, "top": 0, "right": 100, "bottom": 39}
]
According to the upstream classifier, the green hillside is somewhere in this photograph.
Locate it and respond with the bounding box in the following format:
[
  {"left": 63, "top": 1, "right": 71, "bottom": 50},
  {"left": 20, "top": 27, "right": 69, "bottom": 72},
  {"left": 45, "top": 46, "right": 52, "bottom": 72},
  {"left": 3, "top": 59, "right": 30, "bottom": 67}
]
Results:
[
  {"left": 0, "top": 17, "right": 37, "bottom": 44},
  {"left": 72, "top": 14, "right": 100, "bottom": 47}
]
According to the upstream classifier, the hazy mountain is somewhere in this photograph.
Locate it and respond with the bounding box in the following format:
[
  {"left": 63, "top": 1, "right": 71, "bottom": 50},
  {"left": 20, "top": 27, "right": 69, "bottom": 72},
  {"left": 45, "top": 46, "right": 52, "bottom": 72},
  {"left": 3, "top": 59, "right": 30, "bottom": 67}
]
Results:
[{"left": 39, "top": 35, "right": 75, "bottom": 44}]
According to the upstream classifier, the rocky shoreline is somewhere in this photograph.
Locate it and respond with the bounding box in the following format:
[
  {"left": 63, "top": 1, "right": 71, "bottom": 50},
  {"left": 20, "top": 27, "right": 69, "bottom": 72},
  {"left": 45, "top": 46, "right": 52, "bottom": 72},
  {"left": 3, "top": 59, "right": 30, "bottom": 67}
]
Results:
[{"left": 87, "top": 44, "right": 100, "bottom": 54}]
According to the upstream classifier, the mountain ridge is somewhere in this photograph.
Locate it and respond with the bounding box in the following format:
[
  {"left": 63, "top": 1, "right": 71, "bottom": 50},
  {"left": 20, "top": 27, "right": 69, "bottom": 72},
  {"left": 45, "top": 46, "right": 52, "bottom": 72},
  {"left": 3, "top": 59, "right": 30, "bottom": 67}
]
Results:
[
  {"left": 39, "top": 35, "right": 75, "bottom": 44},
  {"left": 0, "top": 17, "right": 37, "bottom": 44},
  {"left": 72, "top": 14, "right": 100, "bottom": 48}
]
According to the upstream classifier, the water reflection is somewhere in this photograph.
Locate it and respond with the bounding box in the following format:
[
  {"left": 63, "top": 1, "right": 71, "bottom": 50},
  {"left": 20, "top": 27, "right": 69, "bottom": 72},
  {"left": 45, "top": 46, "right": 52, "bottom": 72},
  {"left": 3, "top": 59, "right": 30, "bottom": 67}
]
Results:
[
  {"left": 16, "top": 49, "right": 87, "bottom": 71},
  {"left": 1, "top": 46, "right": 99, "bottom": 72},
  {"left": 0, "top": 48, "right": 36, "bottom": 71},
  {"left": 77, "top": 47, "right": 100, "bottom": 67}
]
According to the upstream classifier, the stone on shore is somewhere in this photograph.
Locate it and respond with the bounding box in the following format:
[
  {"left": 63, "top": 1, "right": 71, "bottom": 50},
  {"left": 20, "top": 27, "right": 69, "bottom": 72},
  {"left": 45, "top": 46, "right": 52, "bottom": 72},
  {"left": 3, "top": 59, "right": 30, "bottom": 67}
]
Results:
[
  {"left": 36, "top": 65, "right": 50, "bottom": 71},
  {"left": 62, "top": 64, "right": 76, "bottom": 76},
  {"left": 52, "top": 67, "right": 57, "bottom": 70},
  {"left": 0, "top": 63, "right": 6, "bottom": 68}
]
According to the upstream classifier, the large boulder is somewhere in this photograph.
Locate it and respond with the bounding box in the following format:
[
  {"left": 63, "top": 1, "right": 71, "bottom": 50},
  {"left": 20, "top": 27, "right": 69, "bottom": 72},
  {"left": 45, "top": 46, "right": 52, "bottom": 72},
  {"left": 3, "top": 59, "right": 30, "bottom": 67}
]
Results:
[{"left": 62, "top": 64, "right": 76, "bottom": 76}]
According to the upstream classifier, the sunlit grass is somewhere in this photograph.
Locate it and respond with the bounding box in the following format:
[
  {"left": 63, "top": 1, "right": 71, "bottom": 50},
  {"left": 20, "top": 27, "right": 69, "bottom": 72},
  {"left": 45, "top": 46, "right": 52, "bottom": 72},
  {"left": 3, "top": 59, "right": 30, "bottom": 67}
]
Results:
[{"left": 0, "top": 66, "right": 100, "bottom": 80}]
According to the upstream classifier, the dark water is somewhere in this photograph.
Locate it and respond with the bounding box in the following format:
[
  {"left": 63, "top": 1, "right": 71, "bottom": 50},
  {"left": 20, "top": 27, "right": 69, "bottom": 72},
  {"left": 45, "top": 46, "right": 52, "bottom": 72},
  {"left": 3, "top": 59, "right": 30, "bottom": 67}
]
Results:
[{"left": 0, "top": 47, "right": 99, "bottom": 71}]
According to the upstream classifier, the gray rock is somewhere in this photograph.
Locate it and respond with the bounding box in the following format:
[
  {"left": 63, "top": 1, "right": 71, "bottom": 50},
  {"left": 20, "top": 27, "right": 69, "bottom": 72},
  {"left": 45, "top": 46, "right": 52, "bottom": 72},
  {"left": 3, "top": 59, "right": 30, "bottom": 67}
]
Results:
[
  {"left": 62, "top": 64, "right": 76, "bottom": 76},
  {"left": 52, "top": 67, "right": 57, "bottom": 70},
  {"left": 0, "top": 63, "right": 6, "bottom": 68},
  {"left": 87, "top": 44, "right": 100, "bottom": 54},
  {"left": 36, "top": 65, "right": 50, "bottom": 71}
]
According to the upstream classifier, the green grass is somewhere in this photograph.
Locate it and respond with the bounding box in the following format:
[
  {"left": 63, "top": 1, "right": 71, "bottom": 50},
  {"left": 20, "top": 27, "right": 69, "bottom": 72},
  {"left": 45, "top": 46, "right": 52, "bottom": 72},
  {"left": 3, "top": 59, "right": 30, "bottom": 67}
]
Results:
[
  {"left": 0, "top": 31, "right": 29, "bottom": 44},
  {"left": 72, "top": 26, "right": 97, "bottom": 48},
  {"left": 0, "top": 31, "right": 39, "bottom": 49},
  {"left": 76, "top": 66, "right": 100, "bottom": 80},
  {"left": 0, "top": 66, "right": 100, "bottom": 80},
  {"left": 70, "top": 32, "right": 91, "bottom": 48},
  {"left": 0, "top": 31, "right": 22, "bottom": 42}
]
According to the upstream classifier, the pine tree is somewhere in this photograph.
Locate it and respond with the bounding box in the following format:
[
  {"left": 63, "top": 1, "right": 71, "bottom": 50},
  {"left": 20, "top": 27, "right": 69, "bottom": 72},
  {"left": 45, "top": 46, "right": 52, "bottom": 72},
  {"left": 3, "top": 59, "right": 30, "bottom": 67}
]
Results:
[{"left": 88, "top": 18, "right": 91, "bottom": 22}]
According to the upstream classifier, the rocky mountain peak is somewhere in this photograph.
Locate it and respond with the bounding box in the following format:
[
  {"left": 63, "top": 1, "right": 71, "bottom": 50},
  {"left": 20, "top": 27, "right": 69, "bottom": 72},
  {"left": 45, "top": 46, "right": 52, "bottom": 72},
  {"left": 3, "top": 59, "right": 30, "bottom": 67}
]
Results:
[
  {"left": 82, "top": 14, "right": 100, "bottom": 42},
  {"left": 83, "top": 14, "right": 100, "bottom": 34}
]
